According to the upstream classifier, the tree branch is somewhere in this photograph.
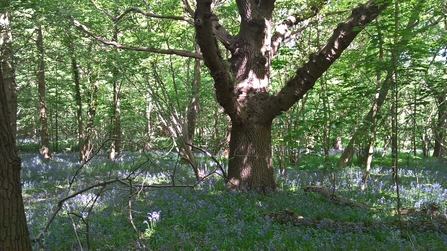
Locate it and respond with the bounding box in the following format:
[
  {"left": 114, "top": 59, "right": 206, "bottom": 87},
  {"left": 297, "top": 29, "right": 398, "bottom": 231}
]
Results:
[
  {"left": 271, "top": 0, "right": 328, "bottom": 56},
  {"left": 268, "top": 0, "right": 391, "bottom": 117},
  {"left": 89, "top": 0, "right": 193, "bottom": 24},
  {"left": 194, "top": 0, "right": 237, "bottom": 118},
  {"left": 115, "top": 7, "right": 194, "bottom": 24},
  {"left": 72, "top": 18, "right": 203, "bottom": 60},
  {"left": 182, "top": 0, "right": 195, "bottom": 16},
  {"left": 211, "top": 13, "right": 235, "bottom": 51},
  {"left": 88, "top": 0, "right": 115, "bottom": 20}
]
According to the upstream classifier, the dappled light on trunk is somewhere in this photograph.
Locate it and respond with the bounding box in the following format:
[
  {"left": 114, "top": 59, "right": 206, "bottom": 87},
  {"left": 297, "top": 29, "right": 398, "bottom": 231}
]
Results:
[{"left": 228, "top": 122, "right": 276, "bottom": 191}]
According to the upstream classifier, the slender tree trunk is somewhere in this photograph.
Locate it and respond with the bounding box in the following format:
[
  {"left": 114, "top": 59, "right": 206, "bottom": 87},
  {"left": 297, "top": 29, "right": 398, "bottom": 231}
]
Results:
[
  {"left": 391, "top": 0, "right": 402, "bottom": 222},
  {"left": 181, "top": 44, "right": 201, "bottom": 179},
  {"left": 338, "top": 2, "right": 424, "bottom": 167},
  {"left": 338, "top": 73, "right": 391, "bottom": 167},
  {"left": 83, "top": 75, "right": 98, "bottom": 162},
  {"left": 433, "top": 94, "right": 446, "bottom": 161},
  {"left": 412, "top": 88, "right": 417, "bottom": 156},
  {"left": 145, "top": 93, "right": 152, "bottom": 150},
  {"left": 54, "top": 86, "right": 59, "bottom": 152},
  {"left": 362, "top": 19, "right": 384, "bottom": 189},
  {"left": 79, "top": 43, "right": 98, "bottom": 161},
  {"left": 71, "top": 49, "right": 84, "bottom": 160},
  {"left": 109, "top": 79, "right": 121, "bottom": 160},
  {"left": 109, "top": 28, "right": 121, "bottom": 161},
  {"left": 0, "top": 59, "right": 32, "bottom": 251},
  {"left": 186, "top": 44, "right": 201, "bottom": 143},
  {"left": 320, "top": 76, "right": 331, "bottom": 164},
  {"left": 36, "top": 24, "right": 51, "bottom": 160}
]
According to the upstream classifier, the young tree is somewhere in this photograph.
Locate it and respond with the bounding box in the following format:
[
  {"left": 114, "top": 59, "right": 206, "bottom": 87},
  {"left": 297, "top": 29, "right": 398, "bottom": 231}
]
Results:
[{"left": 36, "top": 22, "right": 51, "bottom": 160}]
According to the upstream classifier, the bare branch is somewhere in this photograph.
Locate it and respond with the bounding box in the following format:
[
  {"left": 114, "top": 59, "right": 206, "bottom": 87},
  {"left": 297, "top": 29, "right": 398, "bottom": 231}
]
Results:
[
  {"left": 72, "top": 18, "right": 203, "bottom": 60},
  {"left": 88, "top": 0, "right": 115, "bottom": 20},
  {"left": 31, "top": 176, "right": 197, "bottom": 245},
  {"left": 115, "top": 7, "right": 194, "bottom": 24},
  {"left": 31, "top": 178, "right": 126, "bottom": 244},
  {"left": 186, "top": 142, "right": 228, "bottom": 181}
]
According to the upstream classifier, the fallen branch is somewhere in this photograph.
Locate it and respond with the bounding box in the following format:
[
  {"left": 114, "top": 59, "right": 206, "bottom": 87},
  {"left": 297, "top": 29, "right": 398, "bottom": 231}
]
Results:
[
  {"left": 303, "top": 185, "right": 371, "bottom": 209},
  {"left": 264, "top": 209, "right": 447, "bottom": 234},
  {"left": 31, "top": 177, "right": 195, "bottom": 246}
]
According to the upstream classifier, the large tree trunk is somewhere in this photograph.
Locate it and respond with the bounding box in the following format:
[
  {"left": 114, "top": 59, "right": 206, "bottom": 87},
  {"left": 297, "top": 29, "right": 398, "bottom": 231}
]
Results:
[
  {"left": 228, "top": 121, "right": 276, "bottom": 191},
  {"left": 195, "top": 0, "right": 390, "bottom": 191},
  {"left": 0, "top": 12, "right": 17, "bottom": 141},
  {"left": 0, "top": 58, "right": 32, "bottom": 251},
  {"left": 36, "top": 24, "right": 51, "bottom": 160}
]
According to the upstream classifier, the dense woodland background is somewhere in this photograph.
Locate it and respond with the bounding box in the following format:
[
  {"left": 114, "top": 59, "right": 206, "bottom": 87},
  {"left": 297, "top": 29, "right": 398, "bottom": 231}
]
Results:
[
  {"left": 7, "top": 0, "right": 446, "bottom": 166},
  {"left": 1, "top": 0, "right": 447, "bottom": 250}
]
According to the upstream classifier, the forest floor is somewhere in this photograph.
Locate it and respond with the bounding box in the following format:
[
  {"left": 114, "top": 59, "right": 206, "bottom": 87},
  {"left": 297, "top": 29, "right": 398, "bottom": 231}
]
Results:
[{"left": 21, "top": 151, "right": 447, "bottom": 250}]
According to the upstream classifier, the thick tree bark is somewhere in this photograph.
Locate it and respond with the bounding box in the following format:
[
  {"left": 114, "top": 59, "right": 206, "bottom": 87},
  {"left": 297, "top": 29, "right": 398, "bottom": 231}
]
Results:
[
  {"left": 0, "top": 12, "right": 17, "bottom": 141},
  {"left": 228, "top": 121, "right": 276, "bottom": 190},
  {"left": 195, "top": 0, "right": 391, "bottom": 190},
  {"left": 0, "top": 63, "right": 32, "bottom": 250},
  {"left": 36, "top": 24, "right": 51, "bottom": 160}
]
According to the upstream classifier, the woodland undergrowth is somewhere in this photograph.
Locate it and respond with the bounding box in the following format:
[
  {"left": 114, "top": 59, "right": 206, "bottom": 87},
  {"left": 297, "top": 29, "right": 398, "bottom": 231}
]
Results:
[{"left": 21, "top": 151, "right": 447, "bottom": 251}]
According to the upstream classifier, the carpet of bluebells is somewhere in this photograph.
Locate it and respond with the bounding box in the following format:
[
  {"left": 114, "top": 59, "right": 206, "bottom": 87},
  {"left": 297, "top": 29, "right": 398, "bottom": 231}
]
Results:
[{"left": 21, "top": 152, "right": 447, "bottom": 250}]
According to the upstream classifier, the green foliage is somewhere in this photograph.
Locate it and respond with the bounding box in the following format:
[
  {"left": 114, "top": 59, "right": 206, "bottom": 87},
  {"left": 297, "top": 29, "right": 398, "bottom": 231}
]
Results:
[{"left": 6, "top": 0, "right": 447, "bottom": 249}]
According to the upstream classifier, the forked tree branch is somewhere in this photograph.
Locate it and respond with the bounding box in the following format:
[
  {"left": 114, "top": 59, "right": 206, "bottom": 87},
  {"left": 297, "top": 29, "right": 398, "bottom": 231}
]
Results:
[{"left": 186, "top": 0, "right": 234, "bottom": 51}]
